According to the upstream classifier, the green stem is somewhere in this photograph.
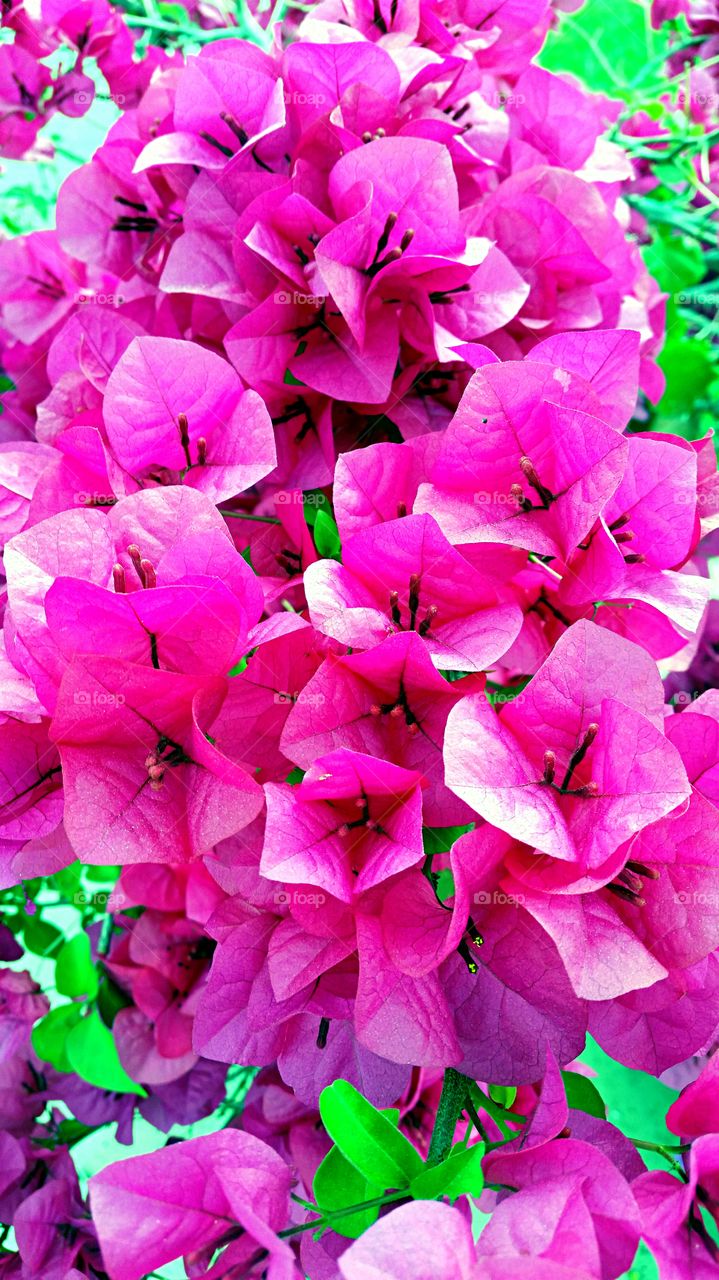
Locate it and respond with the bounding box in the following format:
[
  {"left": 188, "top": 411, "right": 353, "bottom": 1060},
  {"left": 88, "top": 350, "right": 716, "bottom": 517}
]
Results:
[
  {"left": 277, "top": 1189, "right": 408, "bottom": 1238},
  {"left": 124, "top": 14, "right": 237, "bottom": 39},
  {"left": 218, "top": 509, "right": 280, "bottom": 524},
  {"left": 630, "top": 1137, "right": 690, "bottom": 1178},
  {"left": 427, "top": 1067, "right": 471, "bottom": 1166}
]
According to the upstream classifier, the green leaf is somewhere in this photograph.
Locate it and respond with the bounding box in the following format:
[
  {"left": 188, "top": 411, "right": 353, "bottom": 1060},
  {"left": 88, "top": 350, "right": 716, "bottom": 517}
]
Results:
[
  {"left": 55, "top": 933, "right": 99, "bottom": 1000},
  {"left": 422, "top": 825, "right": 473, "bottom": 857},
  {"left": 656, "top": 301, "right": 717, "bottom": 416},
  {"left": 55, "top": 1118, "right": 98, "bottom": 1148},
  {"left": 319, "top": 1080, "right": 423, "bottom": 1188},
  {"left": 313, "top": 1146, "right": 382, "bottom": 1238},
  {"left": 538, "top": 0, "right": 663, "bottom": 99},
  {"left": 410, "top": 1142, "right": 485, "bottom": 1203},
  {"left": 22, "top": 914, "right": 63, "bottom": 957},
  {"left": 642, "top": 230, "right": 704, "bottom": 293},
  {"left": 96, "top": 975, "right": 133, "bottom": 1027},
  {"left": 313, "top": 507, "right": 342, "bottom": 559},
  {"left": 32, "top": 1005, "right": 82, "bottom": 1072},
  {"left": 49, "top": 862, "right": 83, "bottom": 900},
  {"left": 435, "top": 868, "right": 456, "bottom": 902},
  {"left": 489, "top": 1085, "right": 518, "bottom": 1110},
  {"left": 84, "top": 865, "right": 120, "bottom": 884},
  {"left": 562, "top": 1070, "right": 606, "bottom": 1120},
  {"left": 65, "top": 1011, "right": 146, "bottom": 1096}
]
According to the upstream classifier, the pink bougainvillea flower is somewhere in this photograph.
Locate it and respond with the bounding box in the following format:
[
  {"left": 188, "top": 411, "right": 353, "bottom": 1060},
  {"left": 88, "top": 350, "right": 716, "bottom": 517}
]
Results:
[
  {"left": 445, "top": 620, "right": 689, "bottom": 868},
  {"left": 207, "top": 614, "right": 326, "bottom": 781},
  {"left": 667, "top": 1053, "right": 719, "bottom": 1141},
  {"left": 442, "top": 911, "right": 588, "bottom": 1084},
  {"left": 523, "top": 329, "right": 641, "bottom": 431},
  {"left": 0, "top": 718, "right": 63, "bottom": 889},
  {"left": 559, "top": 433, "right": 706, "bottom": 633},
  {"left": 339, "top": 1201, "right": 476, "bottom": 1280},
  {"left": 226, "top": 288, "right": 401, "bottom": 407},
  {"left": 282, "top": 39, "right": 401, "bottom": 136},
  {"left": 45, "top": 573, "right": 250, "bottom": 679},
  {"left": 304, "top": 513, "right": 523, "bottom": 672},
  {"left": 0, "top": 44, "right": 52, "bottom": 159},
  {"left": 588, "top": 950, "right": 719, "bottom": 1077},
  {"left": 193, "top": 894, "right": 410, "bottom": 1105},
  {"left": 280, "top": 631, "right": 483, "bottom": 824},
  {"left": 414, "top": 358, "right": 627, "bottom": 557},
  {"left": 0, "top": 231, "right": 82, "bottom": 345},
  {"left": 338, "top": 1197, "right": 598, "bottom": 1280},
  {"left": 104, "top": 905, "right": 213, "bottom": 1085},
  {"left": 261, "top": 747, "right": 425, "bottom": 902},
  {"left": 103, "top": 335, "right": 276, "bottom": 503},
  {"left": 484, "top": 1137, "right": 642, "bottom": 1280},
  {"left": 134, "top": 41, "right": 286, "bottom": 173},
  {"left": 634, "top": 1142, "right": 719, "bottom": 1279},
  {"left": 50, "top": 658, "right": 262, "bottom": 864},
  {"left": 231, "top": 490, "right": 320, "bottom": 607},
  {"left": 332, "top": 437, "right": 441, "bottom": 541},
  {"left": 4, "top": 485, "right": 262, "bottom": 710},
  {"left": 90, "top": 1129, "right": 299, "bottom": 1280},
  {"left": 35, "top": 305, "right": 144, "bottom": 445},
  {"left": 0, "top": 442, "right": 55, "bottom": 546}
]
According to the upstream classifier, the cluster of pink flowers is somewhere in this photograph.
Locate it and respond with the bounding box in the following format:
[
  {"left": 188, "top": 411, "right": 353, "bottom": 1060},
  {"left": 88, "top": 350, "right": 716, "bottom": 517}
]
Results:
[
  {"left": 0, "top": 0, "right": 171, "bottom": 159},
  {"left": 1, "top": 0, "right": 719, "bottom": 1276}
]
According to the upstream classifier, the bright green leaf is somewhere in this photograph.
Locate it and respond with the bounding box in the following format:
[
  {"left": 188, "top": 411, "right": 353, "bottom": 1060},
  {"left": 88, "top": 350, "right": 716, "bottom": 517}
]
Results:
[
  {"left": 55, "top": 933, "right": 99, "bottom": 1000},
  {"left": 410, "top": 1142, "right": 485, "bottom": 1203},
  {"left": 319, "top": 1079, "right": 423, "bottom": 1188},
  {"left": 32, "top": 1004, "right": 83, "bottom": 1072},
  {"left": 313, "top": 1146, "right": 383, "bottom": 1238},
  {"left": 65, "top": 1011, "right": 146, "bottom": 1096},
  {"left": 489, "top": 1085, "right": 518, "bottom": 1110},
  {"left": 313, "top": 507, "right": 342, "bottom": 559},
  {"left": 562, "top": 1070, "right": 606, "bottom": 1120}
]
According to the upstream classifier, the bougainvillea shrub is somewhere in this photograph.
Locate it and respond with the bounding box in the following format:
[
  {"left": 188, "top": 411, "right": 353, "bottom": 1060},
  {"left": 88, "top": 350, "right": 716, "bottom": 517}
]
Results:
[{"left": 1, "top": 0, "right": 719, "bottom": 1276}]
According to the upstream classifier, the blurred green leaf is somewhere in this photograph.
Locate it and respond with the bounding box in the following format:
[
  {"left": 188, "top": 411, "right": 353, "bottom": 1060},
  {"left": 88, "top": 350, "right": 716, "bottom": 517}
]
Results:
[
  {"left": 55, "top": 933, "right": 99, "bottom": 1000},
  {"left": 22, "top": 914, "right": 63, "bottom": 957}
]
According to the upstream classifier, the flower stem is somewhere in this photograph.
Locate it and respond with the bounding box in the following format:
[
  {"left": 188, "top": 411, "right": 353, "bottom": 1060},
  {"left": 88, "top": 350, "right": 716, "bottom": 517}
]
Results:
[
  {"left": 277, "top": 1189, "right": 408, "bottom": 1238},
  {"left": 427, "top": 1067, "right": 472, "bottom": 1166}
]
